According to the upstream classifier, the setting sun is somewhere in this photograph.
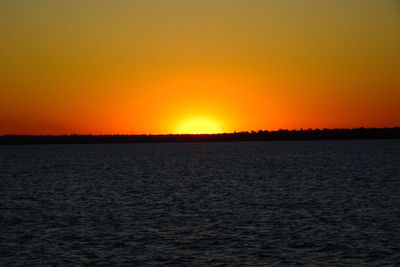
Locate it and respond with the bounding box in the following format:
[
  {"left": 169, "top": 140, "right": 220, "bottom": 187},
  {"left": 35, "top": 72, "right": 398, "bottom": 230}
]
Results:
[
  {"left": 0, "top": 0, "right": 399, "bottom": 135},
  {"left": 1, "top": 1, "right": 399, "bottom": 266},
  {"left": 175, "top": 117, "right": 223, "bottom": 134}
]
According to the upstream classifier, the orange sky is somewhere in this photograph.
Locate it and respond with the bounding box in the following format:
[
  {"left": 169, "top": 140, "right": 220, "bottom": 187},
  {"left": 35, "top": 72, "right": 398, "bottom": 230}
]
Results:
[{"left": 0, "top": 0, "right": 399, "bottom": 134}]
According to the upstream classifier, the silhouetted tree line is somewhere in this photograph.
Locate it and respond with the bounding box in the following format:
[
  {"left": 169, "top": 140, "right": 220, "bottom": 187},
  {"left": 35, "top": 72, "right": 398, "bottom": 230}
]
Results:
[{"left": 1, "top": 127, "right": 399, "bottom": 145}]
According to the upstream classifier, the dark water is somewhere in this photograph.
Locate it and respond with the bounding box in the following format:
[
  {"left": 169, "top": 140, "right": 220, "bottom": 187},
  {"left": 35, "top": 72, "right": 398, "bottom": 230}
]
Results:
[{"left": 1, "top": 140, "right": 399, "bottom": 266}]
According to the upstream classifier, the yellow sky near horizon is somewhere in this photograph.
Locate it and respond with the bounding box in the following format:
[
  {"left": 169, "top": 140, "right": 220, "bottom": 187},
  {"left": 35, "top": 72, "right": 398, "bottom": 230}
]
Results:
[{"left": 0, "top": 0, "right": 399, "bottom": 134}]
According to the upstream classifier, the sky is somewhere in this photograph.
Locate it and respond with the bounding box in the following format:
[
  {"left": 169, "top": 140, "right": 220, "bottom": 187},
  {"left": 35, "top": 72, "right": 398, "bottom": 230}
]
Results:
[{"left": 0, "top": 0, "right": 399, "bottom": 134}]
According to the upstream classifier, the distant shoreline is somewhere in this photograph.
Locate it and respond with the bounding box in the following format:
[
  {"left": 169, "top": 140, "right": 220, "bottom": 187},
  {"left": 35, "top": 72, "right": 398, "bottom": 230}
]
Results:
[{"left": 1, "top": 127, "right": 399, "bottom": 145}]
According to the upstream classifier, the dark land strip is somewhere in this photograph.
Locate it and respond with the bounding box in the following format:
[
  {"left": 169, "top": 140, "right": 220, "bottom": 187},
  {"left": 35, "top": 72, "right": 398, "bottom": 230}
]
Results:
[{"left": 1, "top": 127, "right": 399, "bottom": 145}]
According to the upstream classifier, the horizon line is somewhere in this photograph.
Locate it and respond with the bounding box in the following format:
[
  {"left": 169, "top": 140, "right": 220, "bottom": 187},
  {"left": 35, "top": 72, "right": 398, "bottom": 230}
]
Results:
[{"left": 1, "top": 126, "right": 399, "bottom": 137}]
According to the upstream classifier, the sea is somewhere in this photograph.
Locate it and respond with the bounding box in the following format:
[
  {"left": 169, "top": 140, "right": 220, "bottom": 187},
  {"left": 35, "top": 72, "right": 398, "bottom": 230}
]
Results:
[{"left": 1, "top": 140, "right": 399, "bottom": 266}]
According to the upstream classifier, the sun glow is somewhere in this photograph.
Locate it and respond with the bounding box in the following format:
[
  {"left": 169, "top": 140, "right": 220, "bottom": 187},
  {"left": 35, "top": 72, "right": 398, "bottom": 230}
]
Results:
[{"left": 175, "top": 117, "right": 223, "bottom": 134}]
